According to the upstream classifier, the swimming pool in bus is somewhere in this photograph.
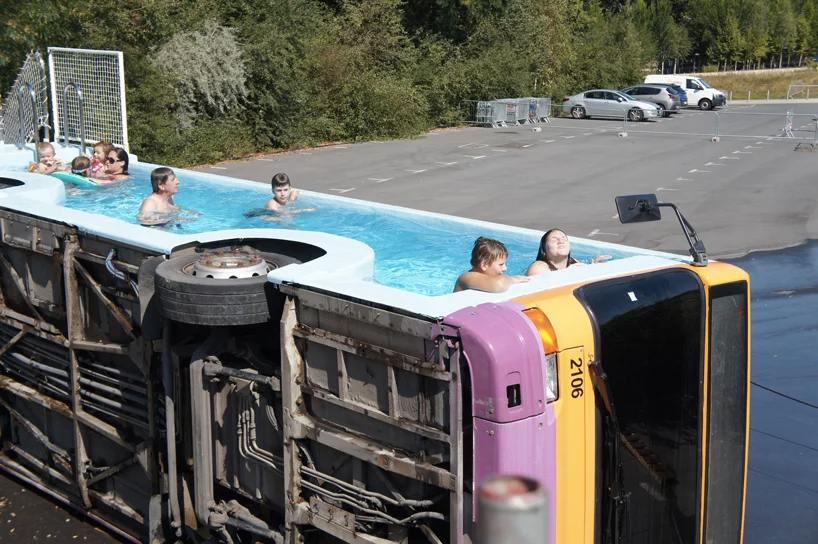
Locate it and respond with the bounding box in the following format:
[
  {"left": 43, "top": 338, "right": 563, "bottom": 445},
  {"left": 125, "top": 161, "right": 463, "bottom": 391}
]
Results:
[{"left": 12, "top": 163, "right": 637, "bottom": 296}]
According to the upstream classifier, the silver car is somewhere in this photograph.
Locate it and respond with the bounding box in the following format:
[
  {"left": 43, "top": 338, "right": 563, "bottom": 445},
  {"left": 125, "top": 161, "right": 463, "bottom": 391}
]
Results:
[
  {"left": 561, "top": 89, "right": 660, "bottom": 121},
  {"left": 620, "top": 84, "right": 683, "bottom": 117}
]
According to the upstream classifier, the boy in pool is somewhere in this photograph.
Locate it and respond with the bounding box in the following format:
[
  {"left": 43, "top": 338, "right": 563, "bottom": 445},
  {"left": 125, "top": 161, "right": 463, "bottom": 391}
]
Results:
[
  {"left": 137, "top": 167, "right": 200, "bottom": 226},
  {"left": 265, "top": 172, "right": 300, "bottom": 211},
  {"left": 28, "top": 142, "right": 67, "bottom": 174},
  {"left": 453, "top": 237, "right": 529, "bottom": 293}
]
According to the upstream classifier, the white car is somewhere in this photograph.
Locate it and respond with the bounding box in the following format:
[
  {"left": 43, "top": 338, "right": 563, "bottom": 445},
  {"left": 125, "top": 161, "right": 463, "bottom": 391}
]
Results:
[{"left": 561, "top": 89, "right": 661, "bottom": 121}]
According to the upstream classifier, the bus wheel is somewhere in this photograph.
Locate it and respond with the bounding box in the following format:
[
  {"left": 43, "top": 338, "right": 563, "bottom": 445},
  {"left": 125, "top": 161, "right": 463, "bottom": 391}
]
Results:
[{"left": 154, "top": 247, "right": 300, "bottom": 326}]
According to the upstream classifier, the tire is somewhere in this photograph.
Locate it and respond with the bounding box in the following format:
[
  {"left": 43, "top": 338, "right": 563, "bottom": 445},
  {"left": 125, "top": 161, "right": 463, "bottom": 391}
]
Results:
[
  {"left": 699, "top": 98, "right": 713, "bottom": 110},
  {"left": 571, "top": 106, "right": 586, "bottom": 119},
  {"left": 154, "top": 250, "right": 301, "bottom": 326},
  {"left": 628, "top": 108, "right": 644, "bottom": 122},
  {"left": 656, "top": 104, "right": 666, "bottom": 117}
]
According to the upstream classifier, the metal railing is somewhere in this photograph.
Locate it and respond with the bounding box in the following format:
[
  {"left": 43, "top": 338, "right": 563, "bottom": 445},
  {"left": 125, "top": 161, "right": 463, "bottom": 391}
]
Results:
[
  {"left": 16, "top": 84, "right": 40, "bottom": 161},
  {"left": 461, "top": 98, "right": 552, "bottom": 127},
  {"left": 1, "top": 50, "right": 50, "bottom": 147},
  {"left": 62, "top": 82, "right": 87, "bottom": 155},
  {"left": 787, "top": 84, "right": 818, "bottom": 101}
]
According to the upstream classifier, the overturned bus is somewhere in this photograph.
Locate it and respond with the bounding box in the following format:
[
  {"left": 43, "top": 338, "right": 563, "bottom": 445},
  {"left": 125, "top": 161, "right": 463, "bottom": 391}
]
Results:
[{"left": 0, "top": 167, "right": 749, "bottom": 544}]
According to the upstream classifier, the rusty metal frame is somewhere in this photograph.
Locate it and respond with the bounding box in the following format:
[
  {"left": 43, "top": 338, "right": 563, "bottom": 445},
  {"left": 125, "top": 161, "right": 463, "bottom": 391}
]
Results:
[
  {"left": 72, "top": 258, "right": 137, "bottom": 341},
  {"left": 280, "top": 290, "right": 465, "bottom": 543},
  {"left": 63, "top": 235, "right": 93, "bottom": 508}
]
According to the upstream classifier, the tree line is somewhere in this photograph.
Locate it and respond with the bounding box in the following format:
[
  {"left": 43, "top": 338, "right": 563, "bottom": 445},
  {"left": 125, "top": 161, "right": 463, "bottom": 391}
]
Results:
[{"left": 2, "top": 0, "right": 817, "bottom": 166}]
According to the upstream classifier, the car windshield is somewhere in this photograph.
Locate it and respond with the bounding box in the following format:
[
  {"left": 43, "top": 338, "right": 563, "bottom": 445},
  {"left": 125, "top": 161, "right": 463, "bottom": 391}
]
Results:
[{"left": 698, "top": 79, "right": 712, "bottom": 89}]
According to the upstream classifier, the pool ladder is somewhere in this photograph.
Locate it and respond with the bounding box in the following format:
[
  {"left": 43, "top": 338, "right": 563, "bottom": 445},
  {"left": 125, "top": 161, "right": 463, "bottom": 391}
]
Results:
[{"left": 62, "top": 82, "right": 87, "bottom": 156}]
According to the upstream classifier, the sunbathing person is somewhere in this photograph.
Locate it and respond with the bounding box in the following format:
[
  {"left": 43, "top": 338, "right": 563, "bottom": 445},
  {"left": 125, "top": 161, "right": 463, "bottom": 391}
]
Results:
[
  {"left": 454, "top": 237, "right": 529, "bottom": 293},
  {"left": 526, "top": 229, "right": 611, "bottom": 276}
]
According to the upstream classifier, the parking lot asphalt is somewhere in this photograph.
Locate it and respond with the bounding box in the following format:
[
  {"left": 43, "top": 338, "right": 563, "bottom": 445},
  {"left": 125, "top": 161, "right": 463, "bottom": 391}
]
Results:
[{"left": 208, "top": 102, "right": 818, "bottom": 258}]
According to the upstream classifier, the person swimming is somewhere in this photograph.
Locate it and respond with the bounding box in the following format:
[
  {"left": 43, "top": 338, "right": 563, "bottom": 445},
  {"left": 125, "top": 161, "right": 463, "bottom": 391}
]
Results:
[
  {"left": 526, "top": 229, "right": 611, "bottom": 276},
  {"left": 453, "top": 237, "right": 529, "bottom": 293},
  {"left": 137, "top": 167, "right": 201, "bottom": 227}
]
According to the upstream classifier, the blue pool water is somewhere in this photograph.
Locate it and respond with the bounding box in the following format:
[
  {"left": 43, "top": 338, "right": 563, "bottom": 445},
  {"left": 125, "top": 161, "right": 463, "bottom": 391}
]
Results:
[{"left": 60, "top": 165, "right": 633, "bottom": 296}]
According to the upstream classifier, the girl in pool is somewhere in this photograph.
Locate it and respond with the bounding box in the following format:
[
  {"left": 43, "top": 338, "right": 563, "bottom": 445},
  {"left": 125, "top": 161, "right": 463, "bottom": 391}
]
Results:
[
  {"left": 94, "top": 147, "right": 130, "bottom": 184},
  {"left": 526, "top": 228, "right": 611, "bottom": 276},
  {"left": 89, "top": 140, "right": 114, "bottom": 175}
]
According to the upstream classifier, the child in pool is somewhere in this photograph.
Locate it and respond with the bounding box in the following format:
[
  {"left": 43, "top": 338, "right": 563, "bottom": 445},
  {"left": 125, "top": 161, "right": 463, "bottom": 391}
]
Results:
[
  {"left": 453, "top": 237, "right": 529, "bottom": 293},
  {"left": 27, "top": 142, "right": 67, "bottom": 174},
  {"left": 89, "top": 141, "right": 114, "bottom": 175},
  {"left": 70, "top": 156, "right": 92, "bottom": 178}
]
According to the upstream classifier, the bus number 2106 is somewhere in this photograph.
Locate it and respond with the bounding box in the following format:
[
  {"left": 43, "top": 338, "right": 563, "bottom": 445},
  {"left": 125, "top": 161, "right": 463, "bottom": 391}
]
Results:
[{"left": 570, "top": 358, "right": 584, "bottom": 398}]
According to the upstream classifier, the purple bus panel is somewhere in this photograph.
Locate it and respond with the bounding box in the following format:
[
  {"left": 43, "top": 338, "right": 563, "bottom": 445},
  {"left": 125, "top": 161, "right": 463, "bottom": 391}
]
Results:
[{"left": 444, "top": 301, "right": 556, "bottom": 543}]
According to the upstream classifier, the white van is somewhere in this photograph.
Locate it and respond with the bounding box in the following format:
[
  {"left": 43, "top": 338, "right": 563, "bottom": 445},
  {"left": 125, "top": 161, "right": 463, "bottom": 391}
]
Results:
[{"left": 644, "top": 75, "right": 727, "bottom": 110}]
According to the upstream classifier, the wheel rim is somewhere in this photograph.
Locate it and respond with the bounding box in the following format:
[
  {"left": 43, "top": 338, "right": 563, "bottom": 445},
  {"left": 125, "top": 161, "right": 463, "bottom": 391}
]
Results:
[
  {"left": 629, "top": 109, "right": 642, "bottom": 122},
  {"left": 701, "top": 100, "right": 711, "bottom": 110},
  {"left": 185, "top": 248, "right": 275, "bottom": 279},
  {"left": 572, "top": 106, "right": 584, "bottom": 119},
  {"left": 657, "top": 105, "right": 665, "bottom": 116}
]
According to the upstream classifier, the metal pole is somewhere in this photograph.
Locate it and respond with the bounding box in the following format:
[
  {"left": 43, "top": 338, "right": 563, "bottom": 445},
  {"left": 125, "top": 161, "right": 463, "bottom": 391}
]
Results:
[
  {"left": 476, "top": 475, "right": 549, "bottom": 544},
  {"left": 808, "top": 89, "right": 811, "bottom": 100},
  {"left": 713, "top": 112, "right": 721, "bottom": 141},
  {"left": 162, "top": 320, "right": 183, "bottom": 539},
  {"left": 16, "top": 83, "right": 40, "bottom": 161},
  {"left": 767, "top": 90, "right": 770, "bottom": 101},
  {"left": 748, "top": 90, "right": 751, "bottom": 101},
  {"left": 62, "top": 82, "right": 87, "bottom": 155}
]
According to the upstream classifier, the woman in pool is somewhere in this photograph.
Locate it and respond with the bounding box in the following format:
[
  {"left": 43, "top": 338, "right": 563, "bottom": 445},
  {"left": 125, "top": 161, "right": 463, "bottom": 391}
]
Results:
[
  {"left": 526, "top": 228, "right": 611, "bottom": 276},
  {"left": 93, "top": 147, "right": 130, "bottom": 184}
]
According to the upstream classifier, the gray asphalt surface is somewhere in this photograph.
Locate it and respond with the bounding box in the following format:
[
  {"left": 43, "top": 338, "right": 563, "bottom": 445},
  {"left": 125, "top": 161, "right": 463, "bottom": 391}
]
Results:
[
  {"left": 205, "top": 102, "right": 818, "bottom": 259},
  {"left": 3, "top": 102, "right": 817, "bottom": 543}
]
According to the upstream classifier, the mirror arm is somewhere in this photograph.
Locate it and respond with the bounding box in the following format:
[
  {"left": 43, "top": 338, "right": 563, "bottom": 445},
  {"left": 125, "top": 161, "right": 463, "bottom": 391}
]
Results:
[{"left": 656, "top": 202, "right": 708, "bottom": 266}]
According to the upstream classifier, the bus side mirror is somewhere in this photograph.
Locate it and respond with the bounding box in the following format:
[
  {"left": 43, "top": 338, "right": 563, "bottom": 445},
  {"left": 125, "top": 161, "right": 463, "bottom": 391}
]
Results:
[{"left": 615, "top": 194, "right": 661, "bottom": 223}]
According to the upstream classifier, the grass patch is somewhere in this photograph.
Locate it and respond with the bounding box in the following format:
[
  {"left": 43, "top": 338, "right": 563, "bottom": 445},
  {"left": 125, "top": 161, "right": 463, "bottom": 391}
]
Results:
[{"left": 698, "top": 67, "right": 818, "bottom": 100}]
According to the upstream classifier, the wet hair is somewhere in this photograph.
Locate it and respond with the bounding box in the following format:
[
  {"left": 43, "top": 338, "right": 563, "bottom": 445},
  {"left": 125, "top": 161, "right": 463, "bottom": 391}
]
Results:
[
  {"left": 94, "top": 140, "right": 115, "bottom": 158},
  {"left": 71, "top": 156, "right": 91, "bottom": 176},
  {"left": 110, "top": 148, "right": 129, "bottom": 174},
  {"left": 150, "top": 167, "right": 175, "bottom": 193},
  {"left": 536, "top": 229, "right": 578, "bottom": 271},
  {"left": 470, "top": 237, "right": 508, "bottom": 268},
  {"left": 36, "top": 142, "right": 55, "bottom": 158},
  {"left": 271, "top": 172, "right": 291, "bottom": 189}
]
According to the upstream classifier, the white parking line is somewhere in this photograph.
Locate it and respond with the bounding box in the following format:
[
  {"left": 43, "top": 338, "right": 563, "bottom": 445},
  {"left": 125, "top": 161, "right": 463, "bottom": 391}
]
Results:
[
  {"left": 705, "top": 162, "right": 726, "bottom": 166},
  {"left": 583, "top": 133, "right": 593, "bottom": 135},
  {"left": 334, "top": 146, "right": 348, "bottom": 149},
  {"left": 539, "top": 140, "right": 556, "bottom": 143},
  {"left": 612, "top": 214, "right": 619, "bottom": 220},
  {"left": 435, "top": 161, "right": 458, "bottom": 166},
  {"left": 368, "top": 178, "right": 393, "bottom": 183},
  {"left": 719, "top": 156, "right": 740, "bottom": 160},
  {"left": 733, "top": 150, "right": 751, "bottom": 154},
  {"left": 588, "top": 229, "right": 619, "bottom": 237},
  {"left": 492, "top": 149, "right": 508, "bottom": 152},
  {"left": 458, "top": 143, "right": 488, "bottom": 149},
  {"left": 689, "top": 169, "right": 711, "bottom": 173},
  {"left": 301, "top": 152, "right": 312, "bottom": 155},
  {"left": 677, "top": 178, "right": 694, "bottom": 181},
  {"left": 561, "top": 136, "right": 575, "bottom": 139},
  {"left": 656, "top": 187, "right": 680, "bottom": 191},
  {"left": 745, "top": 145, "right": 762, "bottom": 149},
  {"left": 209, "top": 166, "right": 227, "bottom": 170},
  {"left": 330, "top": 188, "right": 355, "bottom": 193},
  {"left": 464, "top": 155, "right": 486, "bottom": 159},
  {"left": 405, "top": 169, "right": 427, "bottom": 174},
  {"left": 257, "top": 158, "right": 275, "bottom": 162},
  {"left": 522, "top": 144, "right": 532, "bottom": 148}
]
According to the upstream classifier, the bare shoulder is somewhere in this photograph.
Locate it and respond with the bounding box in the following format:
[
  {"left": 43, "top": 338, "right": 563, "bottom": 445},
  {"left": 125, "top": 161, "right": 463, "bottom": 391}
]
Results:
[{"left": 526, "top": 260, "right": 550, "bottom": 276}]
